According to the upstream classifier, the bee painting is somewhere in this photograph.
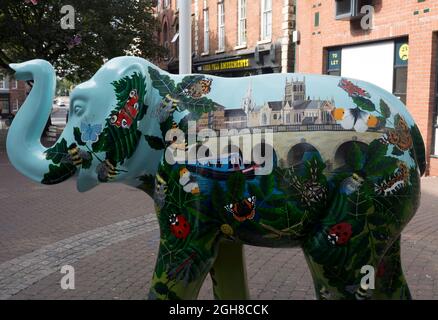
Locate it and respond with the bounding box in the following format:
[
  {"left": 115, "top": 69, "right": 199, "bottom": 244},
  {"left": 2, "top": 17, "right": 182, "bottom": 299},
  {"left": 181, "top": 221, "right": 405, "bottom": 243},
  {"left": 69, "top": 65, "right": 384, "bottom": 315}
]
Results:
[
  {"left": 96, "top": 159, "right": 120, "bottom": 182},
  {"left": 156, "top": 94, "right": 179, "bottom": 123},
  {"left": 184, "top": 78, "right": 213, "bottom": 99},
  {"left": 154, "top": 173, "right": 168, "bottom": 210},
  {"left": 61, "top": 143, "right": 91, "bottom": 167}
]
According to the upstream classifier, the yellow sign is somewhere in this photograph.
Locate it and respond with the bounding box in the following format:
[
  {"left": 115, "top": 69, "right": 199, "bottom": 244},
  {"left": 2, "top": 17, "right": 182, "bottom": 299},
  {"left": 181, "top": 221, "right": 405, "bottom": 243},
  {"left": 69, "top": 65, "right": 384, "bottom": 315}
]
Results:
[
  {"left": 399, "top": 44, "right": 409, "bottom": 61},
  {"left": 201, "top": 59, "right": 250, "bottom": 71}
]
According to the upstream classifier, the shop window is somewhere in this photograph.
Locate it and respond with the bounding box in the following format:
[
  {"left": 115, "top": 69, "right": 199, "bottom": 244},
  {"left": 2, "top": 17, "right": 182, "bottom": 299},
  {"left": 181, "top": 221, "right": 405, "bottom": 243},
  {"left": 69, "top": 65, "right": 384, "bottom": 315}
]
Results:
[
  {"left": 326, "top": 48, "right": 341, "bottom": 76},
  {"left": 393, "top": 39, "right": 408, "bottom": 105},
  {"left": 238, "top": 0, "right": 247, "bottom": 46},
  {"left": 261, "top": 0, "right": 272, "bottom": 41},
  {"left": 217, "top": 1, "right": 225, "bottom": 51}
]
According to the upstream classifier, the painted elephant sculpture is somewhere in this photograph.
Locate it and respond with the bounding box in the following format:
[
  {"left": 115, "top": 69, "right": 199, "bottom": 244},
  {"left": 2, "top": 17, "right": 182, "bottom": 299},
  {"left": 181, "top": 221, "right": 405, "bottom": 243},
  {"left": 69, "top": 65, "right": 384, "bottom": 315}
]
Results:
[{"left": 6, "top": 57, "right": 426, "bottom": 300}]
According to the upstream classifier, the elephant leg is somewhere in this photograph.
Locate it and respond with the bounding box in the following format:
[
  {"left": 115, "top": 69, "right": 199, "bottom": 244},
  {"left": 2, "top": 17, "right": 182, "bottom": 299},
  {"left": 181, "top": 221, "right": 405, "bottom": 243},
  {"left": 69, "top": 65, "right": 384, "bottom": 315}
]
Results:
[
  {"left": 148, "top": 237, "right": 219, "bottom": 300},
  {"left": 302, "top": 224, "right": 403, "bottom": 300},
  {"left": 373, "top": 237, "right": 412, "bottom": 300},
  {"left": 209, "top": 240, "right": 250, "bottom": 300}
]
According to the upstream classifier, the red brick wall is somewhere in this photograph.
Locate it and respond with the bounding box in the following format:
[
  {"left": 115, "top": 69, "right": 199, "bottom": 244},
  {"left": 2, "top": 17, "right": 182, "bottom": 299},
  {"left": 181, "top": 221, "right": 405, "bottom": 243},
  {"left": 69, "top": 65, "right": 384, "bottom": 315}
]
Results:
[
  {"left": 196, "top": 0, "right": 284, "bottom": 55},
  {"left": 296, "top": 0, "right": 438, "bottom": 175},
  {"left": 9, "top": 79, "right": 27, "bottom": 113}
]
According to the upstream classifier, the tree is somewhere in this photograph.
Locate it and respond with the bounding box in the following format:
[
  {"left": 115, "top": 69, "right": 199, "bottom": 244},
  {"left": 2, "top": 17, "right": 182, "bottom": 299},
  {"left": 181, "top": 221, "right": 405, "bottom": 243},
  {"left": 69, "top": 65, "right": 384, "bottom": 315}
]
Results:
[{"left": 0, "top": 0, "right": 165, "bottom": 82}]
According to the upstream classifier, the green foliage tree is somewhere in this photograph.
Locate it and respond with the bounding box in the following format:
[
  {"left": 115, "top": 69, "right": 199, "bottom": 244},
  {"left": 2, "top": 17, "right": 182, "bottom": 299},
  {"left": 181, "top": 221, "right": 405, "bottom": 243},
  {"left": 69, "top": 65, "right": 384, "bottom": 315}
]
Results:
[{"left": 0, "top": 0, "right": 165, "bottom": 81}]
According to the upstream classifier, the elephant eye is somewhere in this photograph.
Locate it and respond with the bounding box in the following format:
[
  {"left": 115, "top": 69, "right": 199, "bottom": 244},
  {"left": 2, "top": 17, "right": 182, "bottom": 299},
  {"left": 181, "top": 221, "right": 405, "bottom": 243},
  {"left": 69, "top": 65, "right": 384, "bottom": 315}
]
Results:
[{"left": 73, "top": 104, "right": 84, "bottom": 116}]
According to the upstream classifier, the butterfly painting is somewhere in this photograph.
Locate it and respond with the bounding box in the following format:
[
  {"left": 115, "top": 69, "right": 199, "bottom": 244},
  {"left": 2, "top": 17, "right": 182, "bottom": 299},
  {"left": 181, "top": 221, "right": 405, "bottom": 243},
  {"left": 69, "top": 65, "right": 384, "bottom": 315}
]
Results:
[
  {"left": 332, "top": 107, "right": 379, "bottom": 133},
  {"left": 81, "top": 122, "right": 102, "bottom": 143},
  {"left": 224, "top": 196, "right": 256, "bottom": 222},
  {"left": 338, "top": 79, "right": 371, "bottom": 98}
]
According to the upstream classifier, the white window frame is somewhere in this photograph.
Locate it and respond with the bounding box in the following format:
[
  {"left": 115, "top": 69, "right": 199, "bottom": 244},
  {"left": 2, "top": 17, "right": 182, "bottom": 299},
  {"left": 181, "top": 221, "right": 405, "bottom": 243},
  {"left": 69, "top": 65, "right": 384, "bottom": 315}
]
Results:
[
  {"left": 203, "top": 8, "right": 209, "bottom": 54},
  {"left": 13, "top": 99, "right": 19, "bottom": 111},
  {"left": 261, "top": 0, "right": 272, "bottom": 41},
  {"left": 217, "top": 1, "right": 225, "bottom": 52},
  {"left": 237, "top": 0, "right": 247, "bottom": 46},
  {"left": 0, "top": 74, "right": 5, "bottom": 89},
  {"left": 11, "top": 80, "right": 17, "bottom": 89}
]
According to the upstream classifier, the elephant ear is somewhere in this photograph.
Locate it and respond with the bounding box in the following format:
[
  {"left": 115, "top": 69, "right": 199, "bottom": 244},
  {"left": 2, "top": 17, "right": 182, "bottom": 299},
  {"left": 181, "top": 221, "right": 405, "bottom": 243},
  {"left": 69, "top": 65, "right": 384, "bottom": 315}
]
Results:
[{"left": 91, "top": 63, "right": 148, "bottom": 166}]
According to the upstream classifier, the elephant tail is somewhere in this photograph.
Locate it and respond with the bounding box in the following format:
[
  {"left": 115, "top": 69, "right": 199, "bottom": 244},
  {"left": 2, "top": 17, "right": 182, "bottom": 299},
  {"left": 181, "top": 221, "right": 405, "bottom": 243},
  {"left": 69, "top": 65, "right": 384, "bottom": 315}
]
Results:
[{"left": 411, "top": 124, "right": 427, "bottom": 176}]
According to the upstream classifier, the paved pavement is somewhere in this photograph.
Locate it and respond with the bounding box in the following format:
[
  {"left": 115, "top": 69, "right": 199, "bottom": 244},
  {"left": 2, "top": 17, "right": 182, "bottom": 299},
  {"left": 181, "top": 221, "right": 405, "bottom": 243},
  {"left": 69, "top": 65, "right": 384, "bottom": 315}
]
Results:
[{"left": 0, "top": 151, "right": 437, "bottom": 300}]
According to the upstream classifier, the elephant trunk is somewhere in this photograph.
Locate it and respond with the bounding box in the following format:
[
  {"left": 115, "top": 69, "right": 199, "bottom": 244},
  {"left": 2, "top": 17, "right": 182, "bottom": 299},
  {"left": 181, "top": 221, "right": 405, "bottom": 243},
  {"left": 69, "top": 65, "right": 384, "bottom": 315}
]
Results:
[{"left": 6, "top": 60, "right": 74, "bottom": 184}]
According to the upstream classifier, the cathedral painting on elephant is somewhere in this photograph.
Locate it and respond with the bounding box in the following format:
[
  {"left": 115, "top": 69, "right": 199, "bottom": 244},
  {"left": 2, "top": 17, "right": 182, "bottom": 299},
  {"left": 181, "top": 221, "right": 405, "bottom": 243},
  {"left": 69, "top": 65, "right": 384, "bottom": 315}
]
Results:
[{"left": 7, "top": 57, "right": 426, "bottom": 300}]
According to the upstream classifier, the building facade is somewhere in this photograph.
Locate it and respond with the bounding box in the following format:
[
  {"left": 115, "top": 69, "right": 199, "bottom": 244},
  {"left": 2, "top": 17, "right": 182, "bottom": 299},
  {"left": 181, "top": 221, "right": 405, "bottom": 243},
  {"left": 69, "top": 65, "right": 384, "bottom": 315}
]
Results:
[
  {"left": 295, "top": 0, "right": 438, "bottom": 175},
  {"left": 155, "top": 0, "right": 296, "bottom": 76},
  {"left": 0, "top": 69, "right": 27, "bottom": 119}
]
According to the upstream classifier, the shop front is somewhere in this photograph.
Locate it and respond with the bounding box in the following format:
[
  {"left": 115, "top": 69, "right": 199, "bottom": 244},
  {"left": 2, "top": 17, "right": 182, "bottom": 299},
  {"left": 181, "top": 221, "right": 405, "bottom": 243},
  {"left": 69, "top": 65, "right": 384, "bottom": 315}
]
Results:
[
  {"left": 325, "top": 38, "right": 408, "bottom": 104},
  {"left": 193, "top": 45, "right": 281, "bottom": 77}
]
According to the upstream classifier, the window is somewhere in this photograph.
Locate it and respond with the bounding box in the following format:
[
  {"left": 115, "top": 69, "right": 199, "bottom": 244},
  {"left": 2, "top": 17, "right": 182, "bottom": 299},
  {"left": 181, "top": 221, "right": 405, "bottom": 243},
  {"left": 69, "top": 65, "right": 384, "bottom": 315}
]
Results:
[
  {"left": 162, "top": 21, "right": 169, "bottom": 58},
  {"left": 394, "top": 40, "right": 408, "bottom": 105},
  {"left": 0, "top": 95, "right": 9, "bottom": 114},
  {"left": 261, "top": 0, "right": 272, "bottom": 41},
  {"left": 326, "top": 48, "right": 341, "bottom": 76},
  {"left": 314, "top": 12, "right": 320, "bottom": 27},
  {"left": 11, "top": 80, "right": 17, "bottom": 89},
  {"left": 203, "top": 8, "right": 209, "bottom": 53},
  {"left": 173, "top": 22, "right": 179, "bottom": 57},
  {"left": 164, "top": 0, "right": 170, "bottom": 9},
  {"left": 0, "top": 74, "right": 5, "bottom": 89},
  {"left": 217, "top": 1, "right": 225, "bottom": 51},
  {"left": 13, "top": 99, "right": 19, "bottom": 111},
  {"left": 238, "top": 0, "right": 247, "bottom": 46}
]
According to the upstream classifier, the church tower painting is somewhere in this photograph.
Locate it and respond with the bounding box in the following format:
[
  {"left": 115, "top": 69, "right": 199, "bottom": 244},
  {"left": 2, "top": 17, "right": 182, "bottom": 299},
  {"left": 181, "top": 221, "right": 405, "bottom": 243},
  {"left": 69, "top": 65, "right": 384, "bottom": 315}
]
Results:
[{"left": 284, "top": 77, "right": 306, "bottom": 102}]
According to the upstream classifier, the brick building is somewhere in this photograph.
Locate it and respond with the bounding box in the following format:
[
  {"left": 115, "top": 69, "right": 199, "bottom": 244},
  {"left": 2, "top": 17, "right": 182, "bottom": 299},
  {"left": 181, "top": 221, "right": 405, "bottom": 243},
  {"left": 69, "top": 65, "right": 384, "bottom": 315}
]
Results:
[
  {"left": 0, "top": 69, "right": 27, "bottom": 118},
  {"left": 155, "top": 0, "right": 296, "bottom": 76},
  {"left": 295, "top": 0, "right": 438, "bottom": 175}
]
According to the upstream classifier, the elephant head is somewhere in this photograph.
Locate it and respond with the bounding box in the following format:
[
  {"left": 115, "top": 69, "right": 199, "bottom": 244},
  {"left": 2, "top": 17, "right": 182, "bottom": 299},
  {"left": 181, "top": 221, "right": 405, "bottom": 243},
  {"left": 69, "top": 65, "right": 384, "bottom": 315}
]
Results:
[{"left": 6, "top": 57, "right": 160, "bottom": 192}]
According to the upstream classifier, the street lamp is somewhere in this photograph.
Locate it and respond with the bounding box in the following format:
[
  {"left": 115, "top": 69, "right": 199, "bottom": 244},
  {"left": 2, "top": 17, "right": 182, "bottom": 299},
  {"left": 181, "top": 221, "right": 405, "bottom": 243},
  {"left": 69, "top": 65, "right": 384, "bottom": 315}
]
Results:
[{"left": 178, "top": 0, "right": 192, "bottom": 74}]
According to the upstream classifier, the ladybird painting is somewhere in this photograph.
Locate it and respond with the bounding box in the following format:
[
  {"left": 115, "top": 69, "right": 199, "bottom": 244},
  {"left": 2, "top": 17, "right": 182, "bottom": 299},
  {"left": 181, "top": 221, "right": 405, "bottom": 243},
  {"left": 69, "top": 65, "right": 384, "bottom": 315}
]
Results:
[
  {"left": 327, "top": 222, "right": 353, "bottom": 245},
  {"left": 169, "top": 214, "right": 191, "bottom": 239}
]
